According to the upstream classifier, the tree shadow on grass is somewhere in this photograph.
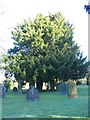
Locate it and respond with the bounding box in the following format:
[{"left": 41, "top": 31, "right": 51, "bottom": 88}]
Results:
[{"left": 1, "top": 118, "right": 90, "bottom": 120}]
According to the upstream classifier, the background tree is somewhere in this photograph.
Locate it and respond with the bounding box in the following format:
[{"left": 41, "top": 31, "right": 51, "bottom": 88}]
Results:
[
  {"left": 84, "top": 4, "right": 90, "bottom": 14},
  {"left": 84, "top": 0, "right": 90, "bottom": 14}
]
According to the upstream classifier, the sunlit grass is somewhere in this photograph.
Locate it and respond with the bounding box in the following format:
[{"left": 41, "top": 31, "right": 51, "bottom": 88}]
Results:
[{"left": 2, "top": 85, "right": 89, "bottom": 118}]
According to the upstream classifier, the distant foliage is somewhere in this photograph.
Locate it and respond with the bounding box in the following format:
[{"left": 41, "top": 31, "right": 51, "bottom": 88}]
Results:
[
  {"left": 3, "top": 78, "right": 12, "bottom": 90},
  {"left": 84, "top": 4, "right": 90, "bottom": 14}
]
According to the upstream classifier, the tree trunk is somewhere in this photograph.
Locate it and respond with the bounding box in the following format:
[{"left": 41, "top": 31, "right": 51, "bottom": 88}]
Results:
[
  {"left": 29, "top": 80, "right": 35, "bottom": 87},
  {"left": 18, "top": 80, "right": 22, "bottom": 94},
  {"left": 50, "top": 80, "right": 55, "bottom": 91},
  {"left": 87, "top": 78, "right": 90, "bottom": 85},
  {"left": 67, "top": 81, "right": 77, "bottom": 98},
  {"left": 37, "top": 81, "right": 43, "bottom": 92},
  {"left": 87, "top": 72, "right": 90, "bottom": 85}
]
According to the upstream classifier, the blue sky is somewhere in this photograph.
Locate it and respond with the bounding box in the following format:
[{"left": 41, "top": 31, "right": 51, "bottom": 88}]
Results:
[{"left": 0, "top": 0, "right": 88, "bottom": 58}]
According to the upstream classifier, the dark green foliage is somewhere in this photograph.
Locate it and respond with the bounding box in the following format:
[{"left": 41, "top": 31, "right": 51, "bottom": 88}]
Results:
[
  {"left": 3, "top": 78, "right": 12, "bottom": 90},
  {"left": 2, "top": 12, "right": 89, "bottom": 90},
  {"left": 84, "top": 4, "right": 90, "bottom": 14}
]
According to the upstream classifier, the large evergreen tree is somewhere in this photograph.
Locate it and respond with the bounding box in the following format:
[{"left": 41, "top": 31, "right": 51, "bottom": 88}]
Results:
[{"left": 2, "top": 12, "right": 89, "bottom": 91}]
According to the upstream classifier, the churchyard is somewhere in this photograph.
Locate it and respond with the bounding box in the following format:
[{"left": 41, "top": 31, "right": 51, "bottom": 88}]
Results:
[
  {"left": 1, "top": 85, "right": 89, "bottom": 119},
  {"left": 0, "top": 11, "right": 90, "bottom": 120}
]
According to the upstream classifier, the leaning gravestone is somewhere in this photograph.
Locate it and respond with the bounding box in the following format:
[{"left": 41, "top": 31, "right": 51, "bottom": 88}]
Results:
[
  {"left": 26, "top": 86, "right": 39, "bottom": 102},
  {"left": 59, "top": 82, "right": 67, "bottom": 95},
  {"left": 67, "top": 81, "right": 77, "bottom": 98},
  {"left": 0, "top": 84, "right": 6, "bottom": 99}
]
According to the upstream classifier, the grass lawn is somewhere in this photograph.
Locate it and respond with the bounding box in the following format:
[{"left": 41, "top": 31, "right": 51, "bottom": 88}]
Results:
[{"left": 2, "top": 85, "right": 89, "bottom": 119}]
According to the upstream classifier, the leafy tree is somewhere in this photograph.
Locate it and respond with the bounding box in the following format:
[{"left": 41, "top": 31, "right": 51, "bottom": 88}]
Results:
[
  {"left": 2, "top": 12, "right": 89, "bottom": 91},
  {"left": 84, "top": 4, "right": 90, "bottom": 14},
  {"left": 84, "top": 0, "right": 90, "bottom": 14}
]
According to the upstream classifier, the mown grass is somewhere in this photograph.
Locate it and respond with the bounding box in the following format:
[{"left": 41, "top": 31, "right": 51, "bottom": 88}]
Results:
[{"left": 2, "top": 85, "right": 89, "bottom": 119}]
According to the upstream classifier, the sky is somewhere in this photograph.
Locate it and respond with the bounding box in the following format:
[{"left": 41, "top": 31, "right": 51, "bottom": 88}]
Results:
[{"left": 0, "top": 0, "right": 88, "bottom": 58}]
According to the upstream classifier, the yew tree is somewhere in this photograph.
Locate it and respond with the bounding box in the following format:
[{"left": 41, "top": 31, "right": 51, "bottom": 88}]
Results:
[{"left": 3, "top": 12, "right": 89, "bottom": 91}]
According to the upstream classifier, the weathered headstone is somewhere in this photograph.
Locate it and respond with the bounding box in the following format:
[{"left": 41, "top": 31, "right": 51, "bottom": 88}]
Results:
[
  {"left": 26, "top": 86, "right": 39, "bottom": 101},
  {"left": 56, "top": 83, "right": 60, "bottom": 91},
  {"left": 0, "top": 84, "right": 6, "bottom": 99},
  {"left": 13, "top": 87, "right": 18, "bottom": 92},
  {"left": 59, "top": 82, "right": 67, "bottom": 95},
  {"left": 67, "top": 81, "right": 77, "bottom": 98}
]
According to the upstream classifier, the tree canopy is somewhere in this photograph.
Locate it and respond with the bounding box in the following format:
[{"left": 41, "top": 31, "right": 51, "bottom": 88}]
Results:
[
  {"left": 84, "top": 4, "right": 90, "bottom": 14},
  {"left": 2, "top": 12, "right": 89, "bottom": 91}
]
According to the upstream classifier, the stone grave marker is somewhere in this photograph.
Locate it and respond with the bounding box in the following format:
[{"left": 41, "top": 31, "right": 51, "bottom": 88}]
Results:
[
  {"left": 56, "top": 83, "right": 60, "bottom": 91},
  {"left": 13, "top": 87, "right": 18, "bottom": 92},
  {"left": 59, "top": 82, "right": 67, "bottom": 95},
  {"left": 67, "top": 81, "right": 77, "bottom": 98},
  {"left": 26, "top": 86, "right": 39, "bottom": 102},
  {"left": 0, "top": 84, "right": 6, "bottom": 99}
]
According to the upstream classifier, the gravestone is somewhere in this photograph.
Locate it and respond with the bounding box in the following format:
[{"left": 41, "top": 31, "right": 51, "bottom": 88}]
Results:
[
  {"left": 56, "top": 83, "right": 60, "bottom": 91},
  {"left": 67, "top": 81, "right": 77, "bottom": 98},
  {"left": 0, "top": 84, "right": 6, "bottom": 99},
  {"left": 59, "top": 82, "right": 67, "bottom": 95},
  {"left": 13, "top": 87, "right": 18, "bottom": 92},
  {"left": 26, "top": 86, "right": 39, "bottom": 102}
]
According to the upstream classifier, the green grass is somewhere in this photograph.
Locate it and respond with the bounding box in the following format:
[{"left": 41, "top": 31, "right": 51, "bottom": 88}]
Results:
[{"left": 2, "top": 85, "right": 89, "bottom": 118}]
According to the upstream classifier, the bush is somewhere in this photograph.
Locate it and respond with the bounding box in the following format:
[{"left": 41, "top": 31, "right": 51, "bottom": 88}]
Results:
[
  {"left": 3, "top": 78, "right": 12, "bottom": 91},
  {"left": 76, "top": 80, "right": 82, "bottom": 85}
]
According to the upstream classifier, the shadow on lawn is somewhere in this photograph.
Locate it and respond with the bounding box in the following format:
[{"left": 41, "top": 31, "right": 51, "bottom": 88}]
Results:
[{"left": 1, "top": 118, "right": 90, "bottom": 120}]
